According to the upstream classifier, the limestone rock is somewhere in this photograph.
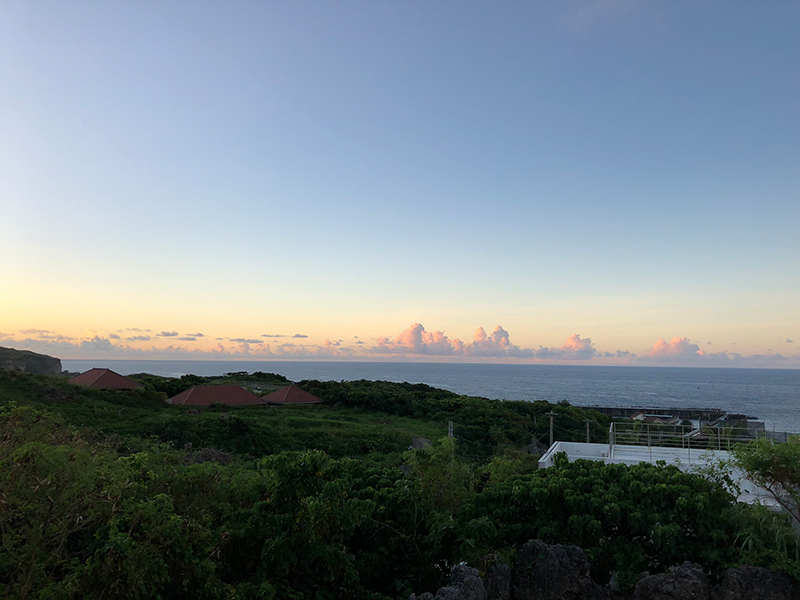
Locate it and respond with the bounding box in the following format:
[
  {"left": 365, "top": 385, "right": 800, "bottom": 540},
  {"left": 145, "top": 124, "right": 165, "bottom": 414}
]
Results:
[
  {"left": 717, "top": 566, "right": 796, "bottom": 600},
  {"left": 512, "top": 540, "right": 609, "bottom": 600},
  {"left": 482, "top": 555, "right": 510, "bottom": 600},
  {"left": 410, "top": 565, "right": 486, "bottom": 600},
  {"left": 633, "top": 562, "right": 711, "bottom": 600}
]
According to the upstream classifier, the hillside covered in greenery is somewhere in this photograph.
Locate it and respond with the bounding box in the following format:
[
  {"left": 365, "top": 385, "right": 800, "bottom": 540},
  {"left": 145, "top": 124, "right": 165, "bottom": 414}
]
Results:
[
  {"left": 0, "top": 346, "right": 62, "bottom": 375},
  {"left": 2, "top": 369, "right": 799, "bottom": 599}
]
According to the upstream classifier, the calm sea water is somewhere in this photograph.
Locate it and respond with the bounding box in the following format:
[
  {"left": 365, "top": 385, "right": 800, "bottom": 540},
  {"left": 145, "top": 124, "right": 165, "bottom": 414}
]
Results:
[{"left": 62, "top": 360, "right": 800, "bottom": 432}]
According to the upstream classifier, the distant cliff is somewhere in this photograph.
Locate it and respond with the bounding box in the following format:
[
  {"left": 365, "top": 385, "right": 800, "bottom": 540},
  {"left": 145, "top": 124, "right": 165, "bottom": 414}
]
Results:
[{"left": 0, "top": 346, "right": 62, "bottom": 374}]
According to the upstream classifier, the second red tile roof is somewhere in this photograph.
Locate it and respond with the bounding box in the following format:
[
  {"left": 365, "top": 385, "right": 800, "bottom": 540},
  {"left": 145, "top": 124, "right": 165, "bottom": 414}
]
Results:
[
  {"left": 168, "top": 385, "right": 264, "bottom": 406},
  {"left": 69, "top": 368, "right": 142, "bottom": 390},
  {"left": 261, "top": 384, "right": 323, "bottom": 405}
]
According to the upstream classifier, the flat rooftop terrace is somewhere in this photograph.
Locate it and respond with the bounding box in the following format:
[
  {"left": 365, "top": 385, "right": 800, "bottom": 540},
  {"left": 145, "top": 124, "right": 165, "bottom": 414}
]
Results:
[{"left": 538, "top": 441, "right": 778, "bottom": 508}]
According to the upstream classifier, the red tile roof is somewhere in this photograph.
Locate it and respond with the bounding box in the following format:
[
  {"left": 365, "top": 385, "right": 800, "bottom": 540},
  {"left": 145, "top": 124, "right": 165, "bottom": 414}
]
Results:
[
  {"left": 168, "top": 385, "right": 264, "bottom": 406},
  {"left": 261, "top": 384, "right": 323, "bottom": 405},
  {"left": 69, "top": 368, "right": 142, "bottom": 390}
]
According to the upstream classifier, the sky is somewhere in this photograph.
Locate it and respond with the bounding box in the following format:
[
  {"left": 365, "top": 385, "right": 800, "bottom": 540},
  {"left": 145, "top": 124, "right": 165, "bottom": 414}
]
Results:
[{"left": 1, "top": 1, "right": 798, "bottom": 367}]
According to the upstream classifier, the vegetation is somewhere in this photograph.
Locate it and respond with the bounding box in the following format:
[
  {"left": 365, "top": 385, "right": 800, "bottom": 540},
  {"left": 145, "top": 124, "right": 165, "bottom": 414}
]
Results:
[
  {"left": 1, "top": 369, "right": 799, "bottom": 598},
  {"left": 299, "top": 379, "right": 611, "bottom": 457},
  {"left": 0, "top": 346, "right": 61, "bottom": 375},
  {"left": 130, "top": 371, "right": 291, "bottom": 398},
  {"left": 0, "top": 371, "right": 443, "bottom": 464},
  {"left": 733, "top": 435, "right": 800, "bottom": 526}
]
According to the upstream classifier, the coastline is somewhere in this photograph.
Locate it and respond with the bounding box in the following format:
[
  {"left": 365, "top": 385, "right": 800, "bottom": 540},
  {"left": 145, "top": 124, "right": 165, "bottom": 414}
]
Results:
[{"left": 62, "top": 359, "right": 800, "bottom": 432}]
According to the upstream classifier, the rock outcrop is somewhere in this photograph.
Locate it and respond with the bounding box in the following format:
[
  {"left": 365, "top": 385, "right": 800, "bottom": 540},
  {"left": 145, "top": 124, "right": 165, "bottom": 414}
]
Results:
[
  {"left": 482, "top": 555, "right": 510, "bottom": 600},
  {"left": 717, "top": 566, "right": 797, "bottom": 600},
  {"left": 632, "top": 562, "right": 711, "bottom": 600},
  {"left": 410, "top": 565, "right": 486, "bottom": 600},
  {"left": 409, "top": 541, "right": 799, "bottom": 600},
  {"left": 0, "top": 346, "right": 62, "bottom": 374},
  {"left": 513, "top": 540, "right": 609, "bottom": 600}
]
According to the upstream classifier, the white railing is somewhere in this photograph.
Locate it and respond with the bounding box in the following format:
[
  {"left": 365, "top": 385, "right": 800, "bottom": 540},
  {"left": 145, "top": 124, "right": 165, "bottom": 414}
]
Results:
[{"left": 608, "top": 421, "right": 794, "bottom": 462}]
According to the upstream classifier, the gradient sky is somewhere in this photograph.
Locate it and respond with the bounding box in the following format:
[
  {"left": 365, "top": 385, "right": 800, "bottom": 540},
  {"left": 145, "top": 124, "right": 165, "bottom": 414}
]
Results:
[{"left": 1, "top": 1, "right": 798, "bottom": 367}]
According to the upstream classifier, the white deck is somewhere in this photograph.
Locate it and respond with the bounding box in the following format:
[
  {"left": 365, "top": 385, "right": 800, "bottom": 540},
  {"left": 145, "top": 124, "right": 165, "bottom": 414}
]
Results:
[{"left": 538, "top": 441, "right": 779, "bottom": 508}]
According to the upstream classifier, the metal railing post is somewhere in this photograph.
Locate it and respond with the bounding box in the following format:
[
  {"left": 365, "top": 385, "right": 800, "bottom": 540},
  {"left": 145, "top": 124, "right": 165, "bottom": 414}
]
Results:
[
  {"left": 609, "top": 422, "right": 614, "bottom": 460},
  {"left": 688, "top": 432, "right": 691, "bottom": 465}
]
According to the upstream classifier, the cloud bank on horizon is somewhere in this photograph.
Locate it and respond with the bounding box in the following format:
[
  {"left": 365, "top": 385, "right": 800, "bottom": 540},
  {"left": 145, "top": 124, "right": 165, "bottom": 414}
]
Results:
[
  {"left": 1, "top": 324, "right": 798, "bottom": 368},
  {"left": 372, "top": 323, "right": 598, "bottom": 360}
]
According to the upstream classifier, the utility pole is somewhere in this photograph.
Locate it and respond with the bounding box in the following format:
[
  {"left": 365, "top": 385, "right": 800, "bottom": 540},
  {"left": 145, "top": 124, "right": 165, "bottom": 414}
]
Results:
[
  {"left": 448, "top": 420, "right": 454, "bottom": 438},
  {"left": 584, "top": 419, "right": 592, "bottom": 444},
  {"left": 545, "top": 411, "right": 557, "bottom": 447}
]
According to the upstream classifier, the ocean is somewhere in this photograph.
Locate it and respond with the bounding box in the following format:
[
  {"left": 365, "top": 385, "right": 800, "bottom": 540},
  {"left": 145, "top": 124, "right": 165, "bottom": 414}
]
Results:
[{"left": 62, "top": 360, "right": 800, "bottom": 433}]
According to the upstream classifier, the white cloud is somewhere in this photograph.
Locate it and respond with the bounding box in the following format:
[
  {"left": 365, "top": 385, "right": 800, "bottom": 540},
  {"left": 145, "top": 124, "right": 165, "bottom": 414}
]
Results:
[
  {"left": 603, "top": 350, "right": 635, "bottom": 358},
  {"left": 79, "top": 336, "right": 115, "bottom": 352}
]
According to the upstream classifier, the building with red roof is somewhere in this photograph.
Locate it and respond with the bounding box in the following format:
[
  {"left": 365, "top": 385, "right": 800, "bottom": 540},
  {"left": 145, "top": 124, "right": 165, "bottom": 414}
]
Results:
[
  {"left": 168, "top": 385, "right": 264, "bottom": 406},
  {"left": 69, "top": 368, "right": 142, "bottom": 390},
  {"left": 261, "top": 384, "right": 323, "bottom": 405}
]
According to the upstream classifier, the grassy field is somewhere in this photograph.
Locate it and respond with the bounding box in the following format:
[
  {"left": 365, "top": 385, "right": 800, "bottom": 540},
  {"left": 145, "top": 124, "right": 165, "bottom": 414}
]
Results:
[
  {"left": 0, "top": 368, "right": 612, "bottom": 466},
  {"left": 0, "top": 370, "right": 445, "bottom": 465}
]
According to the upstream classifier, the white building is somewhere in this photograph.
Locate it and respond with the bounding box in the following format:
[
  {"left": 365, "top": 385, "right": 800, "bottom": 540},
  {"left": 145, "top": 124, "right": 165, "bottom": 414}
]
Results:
[{"left": 538, "top": 439, "right": 779, "bottom": 509}]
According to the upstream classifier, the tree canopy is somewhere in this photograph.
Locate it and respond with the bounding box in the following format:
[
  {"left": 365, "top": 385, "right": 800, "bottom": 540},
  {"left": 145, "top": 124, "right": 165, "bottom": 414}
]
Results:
[{"left": 1, "top": 370, "right": 799, "bottom": 598}]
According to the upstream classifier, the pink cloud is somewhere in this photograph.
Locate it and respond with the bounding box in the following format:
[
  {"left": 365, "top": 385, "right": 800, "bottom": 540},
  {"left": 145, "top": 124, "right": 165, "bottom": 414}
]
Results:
[
  {"left": 649, "top": 336, "right": 701, "bottom": 358},
  {"left": 530, "top": 334, "right": 598, "bottom": 360},
  {"left": 563, "top": 334, "right": 593, "bottom": 354},
  {"left": 467, "top": 326, "right": 537, "bottom": 357},
  {"left": 641, "top": 335, "right": 800, "bottom": 367},
  {"left": 3, "top": 326, "right": 798, "bottom": 367},
  {"left": 371, "top": 324, "right": 596, "bottom": 361},
  {"left": 374, "top": 323, "right": 460, "bottom": 356}
]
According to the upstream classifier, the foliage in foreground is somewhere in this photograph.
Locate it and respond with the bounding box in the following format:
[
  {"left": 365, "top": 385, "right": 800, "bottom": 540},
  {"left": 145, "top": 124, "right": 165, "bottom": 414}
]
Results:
[
  {"left": 2, "top": 401, "right": 800, "bottom": 600},
  {"left": 733, "top": 435, "right": 800, "bottom": 526}
]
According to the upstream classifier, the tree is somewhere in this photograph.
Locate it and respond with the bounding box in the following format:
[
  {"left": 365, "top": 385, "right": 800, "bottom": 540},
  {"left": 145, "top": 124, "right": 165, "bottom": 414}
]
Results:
[
  {"left": 733, "top": 436, "right": 800, "bottom": 526},
  {"left": 466, "top": 454, "right": 742, "bottom": 582}
]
